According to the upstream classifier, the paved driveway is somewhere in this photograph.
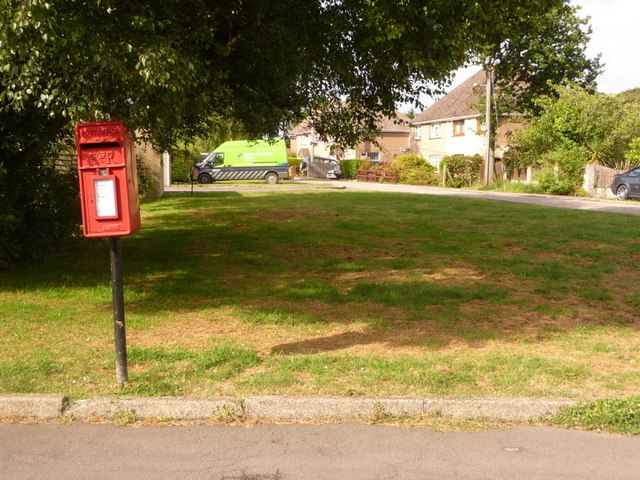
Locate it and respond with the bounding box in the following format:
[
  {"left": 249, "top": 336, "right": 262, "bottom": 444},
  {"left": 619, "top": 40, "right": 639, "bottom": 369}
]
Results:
[{"left": 322, "top": 180, "right": 640, "bottom": 216}]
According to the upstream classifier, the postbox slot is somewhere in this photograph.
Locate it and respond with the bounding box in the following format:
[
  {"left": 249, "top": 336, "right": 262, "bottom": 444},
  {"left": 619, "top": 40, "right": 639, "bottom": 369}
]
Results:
[{"left": 80, "top": 141, "right": 121, "bottom": 149}]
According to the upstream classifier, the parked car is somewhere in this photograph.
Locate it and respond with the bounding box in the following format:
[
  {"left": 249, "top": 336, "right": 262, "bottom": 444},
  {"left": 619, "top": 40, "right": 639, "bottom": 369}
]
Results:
[
  {"left": 611, "top": 166, "right": 640, "bottom": 200},
  {"left": 326, "top": 163, "right": 341, "bottom": 179}
]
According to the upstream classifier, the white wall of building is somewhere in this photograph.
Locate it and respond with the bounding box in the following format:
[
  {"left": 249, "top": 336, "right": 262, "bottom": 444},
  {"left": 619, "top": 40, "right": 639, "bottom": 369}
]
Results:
[{"left": 445, "top": 119, "right": 485, "bottom": 157}]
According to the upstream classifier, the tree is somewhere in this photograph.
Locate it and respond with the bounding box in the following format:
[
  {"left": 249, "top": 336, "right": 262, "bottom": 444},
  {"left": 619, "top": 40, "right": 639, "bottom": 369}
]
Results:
[
  {"left": 0, "top": 0, "right": 567, "bottom": 262},
  {"left": 1, "top": 1, "right": 568, "bottom": 147},
  {"left": 467, "top": 4, "right": 601, "bottom": 184},
  {"left": 504, "top": 86, "right": 640, "bottom": 194},
  {"left": 617, "top": 88, "right": 640, "bottom": 105},
  {"left": 403, "top": 108, "right": 417, "bottom": 120},
  {"left": 0, "top": 106, "right": 80, "bottom": 263},
  {"left": 485, "top": 4, "right": 603, "bottom": 115}
]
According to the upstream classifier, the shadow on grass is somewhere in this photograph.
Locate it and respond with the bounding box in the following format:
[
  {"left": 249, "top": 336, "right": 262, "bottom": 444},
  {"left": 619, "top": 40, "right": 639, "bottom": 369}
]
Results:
[{"left": 2, "top": 191, "right": 640, "bottom": 356}]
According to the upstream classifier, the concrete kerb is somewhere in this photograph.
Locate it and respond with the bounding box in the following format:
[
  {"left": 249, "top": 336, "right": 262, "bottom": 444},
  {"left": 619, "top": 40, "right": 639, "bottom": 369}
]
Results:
[
  {"left": 0, "top": 395, "right": 579, "bottom": 423},
  {"left": 244, "top": 396, "right": 425, "bottom": 421},
  {"left": 64, "top": 396, "right": 241, "bottom": 422},
  {"left": 0, "top": 394, "right": 68, "bottom": 420},
  {"left": 422, "top": 398, "right": 578, "bottom": 422},
  {"left": 243, "top": 396, "right": 578, "bottom": 422}
]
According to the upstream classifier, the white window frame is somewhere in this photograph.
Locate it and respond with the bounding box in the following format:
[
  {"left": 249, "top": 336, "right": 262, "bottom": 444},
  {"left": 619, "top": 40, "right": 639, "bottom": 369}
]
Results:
[
  {"left": 429, "top": 155, "right": 442, "bottom": 172},
  {"left": 415, "top": 126, "right": 422, "bottom": 140},
  {"left": 430, "top": 123, "right": 441, "bottom": 138},
  {"left": 362, "top": 152, "right": 380, "bottom": 162}
]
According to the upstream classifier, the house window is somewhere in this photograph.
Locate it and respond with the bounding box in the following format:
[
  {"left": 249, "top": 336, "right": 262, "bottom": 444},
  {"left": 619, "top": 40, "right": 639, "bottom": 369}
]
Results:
[
  {"left": 429, "top": 155, "right": 442, "bottom": 172},
  {"left": 300, "top": 135, "right": 309, "bottom": 147},
  {"left": 430, "top": 123, "right": 441, "bottom": 138},
  {"left": 453, "top": 120, "right": 464, "bottom": 136},
  {"left": 361, "top": 152, "right": 380, "bottom": 162},
  {"left": 415, "top": 126, "right": 422, "bottom": 140},
  {"left": 477, "top": 120, "right": 487, "bottom": 134}
]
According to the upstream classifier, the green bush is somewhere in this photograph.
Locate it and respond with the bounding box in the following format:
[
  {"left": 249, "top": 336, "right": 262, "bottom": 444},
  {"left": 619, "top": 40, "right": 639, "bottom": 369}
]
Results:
[
  {"left": 340, "top": 158, "right": 378, "bottom": 179},
  {"left": 391, "top": 153, "right": 428, "bottom": 169},
  {"left": 441, "top": 154, "right": 483, "bottom": 188},
  {"left": 535, "top": 168, "right": 578, "bottom": 195},
  {"left": 401, "top": 167, "right": 440, "bottom": 185},
  {"left": 534, "top": 147, "right": 586, "bottom": 195},
  {"left": 136, "top": 156, "right": 156, "bottom": 196},
  {"left": 625, "top": 138, "right": 640, "bottom": 166},
  {"left": 171, "top": 148, "right": 199, "bottom": 182},
  {"left": 359, "top": 159, "right": 374, "bottom": 170},
  {"left": 340, "top": 159, "right": 361, "bottom": 179},
  {"left": 479, "top": 179, "right": 544, "bottom": 194},
  {"left": 0, "top": 157, "right": 80, "bottom": 264},
  {"left": 390, "top": 154, "right": 439, "bottom": 185},
  {"left": 288, "top": 157, "right": 302, "bottom": 169}
]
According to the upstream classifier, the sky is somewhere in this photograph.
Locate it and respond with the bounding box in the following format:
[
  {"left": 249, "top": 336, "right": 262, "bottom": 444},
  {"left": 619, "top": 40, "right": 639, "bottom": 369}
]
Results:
[
  {"left": 428, "top": 0, "right": 640, "bottom": 108},
  {"left": 573, "top": 0, "right": 640, "bottom": 94}
]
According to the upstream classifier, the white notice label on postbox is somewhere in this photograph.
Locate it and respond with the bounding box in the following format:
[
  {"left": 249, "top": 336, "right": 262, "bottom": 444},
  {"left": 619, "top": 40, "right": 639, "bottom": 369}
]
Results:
[{"left": 94, "top": 178, "right": 117, "bottom": 218}]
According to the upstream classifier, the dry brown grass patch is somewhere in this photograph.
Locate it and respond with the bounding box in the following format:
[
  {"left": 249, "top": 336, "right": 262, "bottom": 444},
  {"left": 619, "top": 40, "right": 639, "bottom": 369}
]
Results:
[{"left": 337, "top": 266, "right": 485, "bottom": 284}]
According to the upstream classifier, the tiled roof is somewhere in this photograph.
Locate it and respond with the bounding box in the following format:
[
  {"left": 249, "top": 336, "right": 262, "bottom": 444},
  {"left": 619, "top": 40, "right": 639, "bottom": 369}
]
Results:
[
  {"left": 289, "top": 111, "right": 410, "bottom": 136},
  {"left": 379, "top": 112, "right": 411, "bottom": 132},
  {"left": 289, "top": 119, "right": 311, "bottom": 136},
  {"left": 413, "top": 70, "right": 486, "bottom": 124}
]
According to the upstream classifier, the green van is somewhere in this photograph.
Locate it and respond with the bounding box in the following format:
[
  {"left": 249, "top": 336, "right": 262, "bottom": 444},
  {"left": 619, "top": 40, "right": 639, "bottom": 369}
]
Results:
[{"left": 191, "top": 140, "right": 289, "bottom": 184}]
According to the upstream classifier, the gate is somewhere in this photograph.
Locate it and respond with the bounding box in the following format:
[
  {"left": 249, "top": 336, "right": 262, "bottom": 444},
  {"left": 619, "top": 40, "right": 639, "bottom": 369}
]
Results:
[{"left": 307, "top": 160, "right": 335, "bottom": 178}]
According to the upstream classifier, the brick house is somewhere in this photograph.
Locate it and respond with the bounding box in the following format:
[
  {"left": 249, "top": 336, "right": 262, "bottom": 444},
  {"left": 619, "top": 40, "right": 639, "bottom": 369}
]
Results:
[{"left": 289, "top": 111, "right": 411, "bottom": 163}]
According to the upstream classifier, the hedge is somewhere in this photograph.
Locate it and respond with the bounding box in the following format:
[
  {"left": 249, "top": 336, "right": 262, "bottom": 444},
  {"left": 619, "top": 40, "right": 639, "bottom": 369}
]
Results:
[
  {"left": 441, "top": 154, "right": 483, "bottom": 188},
  {"left": 171, "top": 149, "right": 199, "bottom": 182}
]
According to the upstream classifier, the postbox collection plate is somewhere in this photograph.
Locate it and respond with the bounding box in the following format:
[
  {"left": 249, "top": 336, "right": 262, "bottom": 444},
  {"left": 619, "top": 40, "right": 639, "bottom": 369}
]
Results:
[{"left": 94, "top": 176, "right": 119, "bottom": 219}]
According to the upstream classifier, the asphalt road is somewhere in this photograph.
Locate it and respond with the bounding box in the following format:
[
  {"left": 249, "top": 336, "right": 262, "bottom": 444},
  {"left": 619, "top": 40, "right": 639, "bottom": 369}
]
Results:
[
  {"left": 166, "top": 179, "right": 640, "bottom": 216},
  {"left": 2, "top": 423, "right": 638, "bottom": 479}
]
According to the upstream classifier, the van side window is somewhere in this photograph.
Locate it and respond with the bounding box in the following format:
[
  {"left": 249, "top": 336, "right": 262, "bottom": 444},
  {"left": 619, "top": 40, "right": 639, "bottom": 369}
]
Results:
[{"left": 206, "top": 153, "right": 224, "bottom": 167}]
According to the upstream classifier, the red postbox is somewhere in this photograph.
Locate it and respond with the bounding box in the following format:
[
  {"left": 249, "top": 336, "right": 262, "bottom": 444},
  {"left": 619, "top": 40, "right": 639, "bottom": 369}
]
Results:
[{"left": 75, "top": 121, "right": 141, "bottom": 237}]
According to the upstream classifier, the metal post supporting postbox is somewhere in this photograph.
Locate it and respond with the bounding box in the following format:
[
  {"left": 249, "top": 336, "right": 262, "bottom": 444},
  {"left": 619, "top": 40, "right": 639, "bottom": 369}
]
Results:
[{"left": 109, "top": 236, "right": 128, "bottom": 385}]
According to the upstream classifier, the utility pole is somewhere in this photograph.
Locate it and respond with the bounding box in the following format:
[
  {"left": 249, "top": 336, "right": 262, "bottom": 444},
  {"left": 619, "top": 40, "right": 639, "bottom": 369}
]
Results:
[
  {"left": 310, "top": 127, "right": 316, "bottom": 162},
  {"left": 484, "top": 60, "right": 495, "bottom": 186}
]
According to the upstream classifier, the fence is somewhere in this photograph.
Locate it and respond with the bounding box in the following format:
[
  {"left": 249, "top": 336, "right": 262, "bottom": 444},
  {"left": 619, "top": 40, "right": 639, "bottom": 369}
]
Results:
[
  {"left": 41, "top": 153, "right": 77, "bottom": 175},
  {"left": 583, "top": 163, "right": 626, "bottom": 198},
  {"left": 53, "top": 153, "right": 76, "bottom": 171},
  {"left": 356, "top": 169, "right": 399, "bottom": 183},
  {"left": 307, "top": 160, "right": 335, "bottom": 178}
]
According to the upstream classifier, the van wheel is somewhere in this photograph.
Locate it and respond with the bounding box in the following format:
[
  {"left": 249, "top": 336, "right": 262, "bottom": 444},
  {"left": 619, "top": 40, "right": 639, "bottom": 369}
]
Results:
[
  {"left": 198, "top": 174, "right": 213, "bottom": 184},
  {"left": 265, "top": 172, "right": 279, "bottom": 184}
]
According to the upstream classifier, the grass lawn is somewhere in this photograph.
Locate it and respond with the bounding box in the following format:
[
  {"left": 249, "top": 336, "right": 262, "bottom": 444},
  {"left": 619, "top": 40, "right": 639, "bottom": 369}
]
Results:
[{"left": 1, "top": 190, "right": 639, "bottom": 400}]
